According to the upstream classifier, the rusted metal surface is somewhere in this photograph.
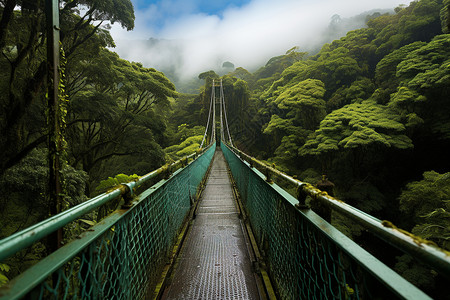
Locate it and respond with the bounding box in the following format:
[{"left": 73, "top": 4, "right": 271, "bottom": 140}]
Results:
[{"left": 163, "top": 150, "right": 260, "bottom": 300}]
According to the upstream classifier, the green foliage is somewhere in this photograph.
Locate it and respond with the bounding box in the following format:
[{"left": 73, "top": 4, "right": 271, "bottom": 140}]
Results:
[
  {"left": 164, "top": 123, "right": 205, "bottom": 160},
  {"left": 59, "top": 43, "right": 70, "bottom": 159},
  {"left": 82, "top": 0, "right": 135, "bottom": 30},
  {"left": 0, "top": 0, "right": 136, "bottom": 178},
  {"left": 0, "top": 148, "right": 48, "bottom": 239},
  {"left": 368, "top": 0, "right": 442, "bottom": 57},
  {"left": 222, "top": 61, "right": 235, "bottom": 68},
  {"left": 300, "top": 100, "right": 412, "bottom": 157},
  {"left": 253, "top": 47, "right": 306, "bottom": 85},
  {"left": 79, "top": 219, "right": 96, "bottom": 226},
  {"left": 327, "top": 78, "right": 375, "bottom": 110},
  {"left": 395, "top": 254, "right": 436, "bottom": 290},
  {"left": 198, "top": 70, "right": 219, "bottom": 81},
  {"left": 340, "top": 182, "right": 386, "bottom": 213},
  {"left": 259, "top": 78, "right": 327, "bottom": 168},
  {"left": 275, "top": 79, "right": 325, "bottom": 112},
  {"left": 263, "top": 114, "right": 310, "bottom": 169},
  {"left": 0, "top": 148, "right": 48, "bottom": 196},
  {"left": 331, "top": 213, "right": 364, "bottom": 240},
  {"left": 399, "top": 171, "right": 450, "bottom": 250},
  {"left": 66, "top": 48, "right": 177, "bottom": 184},
  {"left": 263, "top": 115, "right": 296, "bottom": 136},
  {"left": 313, "top": 47, "right": 364, "bottom": 92},
  {"left": 183, "top": 5, "right": 450, "bottom": 293},
  {"left": 166, "top": 124, "right": 205, "bottom": 146},
  {"left": 375, "top": 42, "right": 425, "bottom": 81},
  {"left": 0, "top": 263, "right": 10, "bottom": 287},
  {"left": 0, "top": 9, "right": 48, "bottom": 176},
  {"left": 61, "top": 164, "right": 89, "bottom": 209},
  {"left": 95, "top": 173, "right": 139, "bottom": 193},
  {"left": 2, "top": 0, "right": 450, "bottom": 290},
  {"left": 230, "top": 67, "right": 252, "bottom": 79},
  {"left": 166, "top": 94, "right": 204, "bottom": 130},
  {"left": 392, "top": 34, "right": 450, "bottom": 140},
  {"left": 397, "top": 34, "right": 450, "bottom": 88},
  {"left": 94, "top": 172, "right": 139, "bottom": 221},
  {"left": 165, "top": 135, "right": 203, "bottom": 161},
  {"left": 268, "top": 135, "right": 305, "bottom": 171},
  {"left": 412, "top": 207, "right": 450, "bottom": 246},
  {"left": 299, "top": 168, "right": 322, "bottom": 185},
  {"left": 388, "top": 87, "right": 427, "bottom": 130},
  {"left": 441, "top": 0, "right": 450, "bottom": 33},
  {"left": 176, "top": 142, "right": 201, "bottom": 157},
  {"left": 374, "top": 41, "right": 426, "bottom": 93},
  {"left": 0, "top": 147, "right": 89, "bottom": 257},
  {"left": 194, "top": 73, "right": 254, "bottom": 148},
  {"left": 266, "top": 45, "right": 364, "bottom": 101}
]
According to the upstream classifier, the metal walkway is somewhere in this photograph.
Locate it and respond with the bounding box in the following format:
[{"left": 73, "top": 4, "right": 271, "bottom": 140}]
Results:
[{"left": 162, "top": 149, "right": 260, "bottom": 299}]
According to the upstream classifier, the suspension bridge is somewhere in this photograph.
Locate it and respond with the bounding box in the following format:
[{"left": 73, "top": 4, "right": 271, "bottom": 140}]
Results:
[{"left": 0, "top": 77, "right": 449, "bottom": 299}]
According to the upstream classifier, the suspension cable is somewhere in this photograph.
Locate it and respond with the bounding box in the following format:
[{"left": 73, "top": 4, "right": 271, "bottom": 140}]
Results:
[
  {"left": 200, "top": 79, "right": 215, "bottom": 148},
  {"left": 219, "top": 80, "right": 224, "bottom": 141},
  {"left": 211, "top": 79, "right": 216, "bottom": 144},
  {"left": 220, "top": 79, "right": 233, "bottom": 147}
]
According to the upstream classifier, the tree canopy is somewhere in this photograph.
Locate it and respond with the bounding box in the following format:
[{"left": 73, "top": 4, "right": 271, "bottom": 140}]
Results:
[{"left": 2, "top": 0, "right": 450, "bottom": 295}]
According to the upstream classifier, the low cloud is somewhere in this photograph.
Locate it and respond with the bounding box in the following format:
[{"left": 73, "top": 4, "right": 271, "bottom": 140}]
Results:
[{"left": 109, "top": 0, "right": 412, "bottom": 81}]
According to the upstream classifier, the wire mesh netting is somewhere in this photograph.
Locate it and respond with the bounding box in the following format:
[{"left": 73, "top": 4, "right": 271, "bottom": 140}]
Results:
[
  {"left": 8, "top": 145, "right": 215, "bottom": 300},
  {"left": 221, "top": 143, "right": 428, "bottom": 300}
]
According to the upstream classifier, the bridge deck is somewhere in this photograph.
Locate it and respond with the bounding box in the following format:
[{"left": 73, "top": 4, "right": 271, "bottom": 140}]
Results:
[{"left": 162, "top": 148, "right": 260, "bottom": 299}]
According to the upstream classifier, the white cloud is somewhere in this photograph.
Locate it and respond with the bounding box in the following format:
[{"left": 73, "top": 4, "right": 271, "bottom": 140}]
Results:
[{"left": 109, "top": 0, "right": 413, "bottom": 80}]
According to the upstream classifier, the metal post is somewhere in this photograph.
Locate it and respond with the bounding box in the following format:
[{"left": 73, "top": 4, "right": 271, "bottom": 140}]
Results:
[{"left": 45, "top": 0, "right": 62, "bottom": 250}]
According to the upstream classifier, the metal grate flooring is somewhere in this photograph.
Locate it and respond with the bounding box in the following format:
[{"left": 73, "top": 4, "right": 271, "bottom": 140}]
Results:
[{"left": 163, "top": 149, "right": 260, "bottom": 300}]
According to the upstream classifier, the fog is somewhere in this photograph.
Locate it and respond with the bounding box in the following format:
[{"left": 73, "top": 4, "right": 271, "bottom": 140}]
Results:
[{"left": 109, "top": 0, "right": 413, "bottom": 82}]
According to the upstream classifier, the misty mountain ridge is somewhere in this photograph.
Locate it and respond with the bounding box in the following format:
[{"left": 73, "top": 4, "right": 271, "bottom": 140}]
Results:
[{"left": 114, "top": 8, "right": 393, "bottom": 93}]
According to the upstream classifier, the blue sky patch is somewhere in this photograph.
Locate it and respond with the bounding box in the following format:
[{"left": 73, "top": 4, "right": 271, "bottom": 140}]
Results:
[{"left": 132, "top": 0, "right": 251, "bottom": 16}]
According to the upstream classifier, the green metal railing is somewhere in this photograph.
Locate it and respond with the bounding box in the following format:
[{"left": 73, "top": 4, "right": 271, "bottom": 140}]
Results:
[
  {"left": 228, "top": 145, "right": 450, "bottom": 278},
  {"left": 221, "top": 142, "right": 444, "bottom": 300},
  {"left": 2, "top": 140, "right": 449, "bottom": 299},
  {"left": 0, "top": 143, "right": 215, "bottom": 299}
]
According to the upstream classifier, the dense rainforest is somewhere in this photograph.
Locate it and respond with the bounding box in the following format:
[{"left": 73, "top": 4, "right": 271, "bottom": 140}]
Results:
[
  {"left": 1, "top": 0, "right": 450, "bottom": 296},
  {"left": 0, "top": 0, "right": 180, "bottom": 284},
  {"left": 168, "top": 0, "right": 450, "bottom": 294}
]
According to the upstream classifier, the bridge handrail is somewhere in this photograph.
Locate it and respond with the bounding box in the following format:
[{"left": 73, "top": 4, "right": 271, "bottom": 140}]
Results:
[
  {"left": 0, "top": 144, "right": 213, "bottom": 263},
  {"left": 224, "top": 142, "right": 450, "bottom": 277}
]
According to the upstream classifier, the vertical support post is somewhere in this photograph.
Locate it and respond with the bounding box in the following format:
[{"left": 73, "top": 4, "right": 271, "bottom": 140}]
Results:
[{"left": 45, "top": 0, "right": 62, "bottom": 250}]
